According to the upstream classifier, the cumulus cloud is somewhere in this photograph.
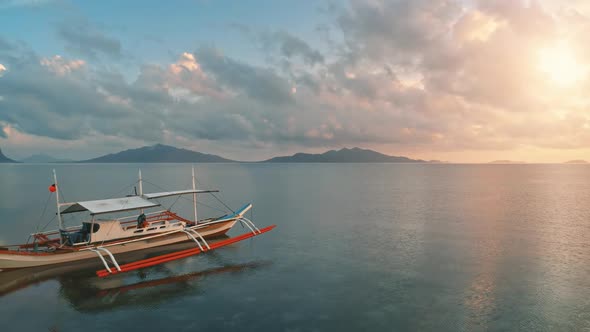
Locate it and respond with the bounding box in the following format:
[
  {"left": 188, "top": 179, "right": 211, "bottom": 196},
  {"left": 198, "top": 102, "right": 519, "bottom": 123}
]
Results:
[
  {"left": 3, "top": 0, "right": 590, "bottom": 162},
  {"left": 57, "top": 20, "right": 122, "bottom": 59},
  {"left": 170, "top": 52, "right": 201, "bottom": 73},
  {"left": 195, "top": 47, "right": 295, "bottom": 105},
  {"left": 321, "top": 0, "right": 590, "bottom": 154},
  {"left": 40, "top": 55, "right": 85, "bottom": 75},
  {"left": 453, "top": 10, "right": 507, "bottom": 43},
  {"left": 338, "top": 0, "right": 461, "bottom": 65},
  {"left": 136, "top": 52, "right": 226, "bottom": 100},
  {"left": 258, "top": 31, "right": 324, "bottom": 66}
]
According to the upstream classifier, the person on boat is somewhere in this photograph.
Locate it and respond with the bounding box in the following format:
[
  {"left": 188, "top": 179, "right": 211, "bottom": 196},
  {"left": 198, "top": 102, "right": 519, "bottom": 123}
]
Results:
[{"left": 137, "top": 213, "right": 148, "bottom": 228}]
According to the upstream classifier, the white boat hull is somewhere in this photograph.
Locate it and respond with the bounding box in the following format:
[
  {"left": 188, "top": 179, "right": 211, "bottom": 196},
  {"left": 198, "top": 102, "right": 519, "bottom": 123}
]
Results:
[{"left": 0, "top": 219, "right": 237, "bottom": 271}]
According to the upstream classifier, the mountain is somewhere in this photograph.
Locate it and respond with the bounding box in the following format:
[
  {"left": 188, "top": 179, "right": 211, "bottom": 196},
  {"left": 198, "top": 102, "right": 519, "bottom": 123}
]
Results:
[
  {"left": 80, "top": 144, "right": 234, "bottom": 163},
  {"left": 564, "top": 160, "right": 589, "bottom": 164},
  {"left": 20, "top": 154, "right": 73, "bottom": 163},
  {"left": 0, "top": 148, "right": 17, "bottom": 163},
  {"left": 263, "top": 147, "right": 425, "bottom": 163}
]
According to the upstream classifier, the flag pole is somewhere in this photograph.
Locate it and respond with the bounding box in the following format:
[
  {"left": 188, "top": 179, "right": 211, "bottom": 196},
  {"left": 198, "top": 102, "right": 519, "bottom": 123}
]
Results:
[
  {"left": 139, "top": 169, "right": 144, "bottom": 214},
  {"left": 53, "top": 169, "right": 64, "bottom": 244},
  {"left": 192, "top": 166, "right": 198, "bottom": 224}
]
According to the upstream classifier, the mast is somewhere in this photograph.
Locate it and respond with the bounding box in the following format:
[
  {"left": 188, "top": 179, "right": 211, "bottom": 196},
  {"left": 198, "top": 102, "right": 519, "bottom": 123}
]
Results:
[
  {"left": 192, "top": 166, "right": 198, "bottom": 223},
  {"left": 139, "top": 169, "right": 144, "bottom": 214},
  {"left": 53, "top": 169, "right": 64, "bottom": 244}
]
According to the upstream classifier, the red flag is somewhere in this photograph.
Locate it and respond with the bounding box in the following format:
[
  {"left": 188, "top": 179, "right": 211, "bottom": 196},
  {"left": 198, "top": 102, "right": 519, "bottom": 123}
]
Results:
[{"left": 49, "top": 184, "right": 56, "bottom": 193}]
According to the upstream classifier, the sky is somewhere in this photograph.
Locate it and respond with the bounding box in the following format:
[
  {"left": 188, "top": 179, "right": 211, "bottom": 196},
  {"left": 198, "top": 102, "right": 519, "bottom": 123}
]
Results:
[{"left": 1, "top": 0, "right": 590, "bottom": 162}]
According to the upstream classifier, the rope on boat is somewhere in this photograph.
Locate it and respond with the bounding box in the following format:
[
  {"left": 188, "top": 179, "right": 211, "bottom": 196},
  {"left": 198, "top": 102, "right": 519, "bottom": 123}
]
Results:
[
  {"left": 143, "top": 179, "right": 230, "bottom": 214},
  {"left": 195, "top": 200, "right": 227, "bottom": 214},
  {"left": 27, "top": 192, "right": 55, "bottom": 247},
  {"left": 38, "top": 215, "right": 57, "bottom": 233},
  {"left": 58, "top": 186, "right": 67, "bottom": 206},
  {"left": 195, "top": 178, "right": 236, "bottom": 214},
  {"left": 35, "top": 192, "right": 53, "bottom": 233},
  {"left": 165, "top": 183, "right": 191, "bottom": 211},
  {"left": 210, "top": 193, "right": 235, "bottom": 214},
  {"left": 110, "top": 180, "right": 139, "bottom": 197}
]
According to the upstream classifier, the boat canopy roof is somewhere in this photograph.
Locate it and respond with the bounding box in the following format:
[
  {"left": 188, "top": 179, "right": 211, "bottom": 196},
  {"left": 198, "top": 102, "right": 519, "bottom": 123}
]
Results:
[
  {"left": 61, "top": 196, "right": 160, "bottom": 215},
  {"left": 142, "top": 189, "right": 219, "bottom": 199},
  {"left": 60, "top": 189, "right": 219, "bottom": 215}
]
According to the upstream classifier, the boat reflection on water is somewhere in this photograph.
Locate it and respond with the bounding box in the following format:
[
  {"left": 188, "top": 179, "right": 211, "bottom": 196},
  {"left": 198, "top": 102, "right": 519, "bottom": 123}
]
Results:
[
  {"left": 0, "top": 239, "right": 271, "bottom": 312},
  {"left": 61, "top": 260, "right": 270, "bottom": 313}
]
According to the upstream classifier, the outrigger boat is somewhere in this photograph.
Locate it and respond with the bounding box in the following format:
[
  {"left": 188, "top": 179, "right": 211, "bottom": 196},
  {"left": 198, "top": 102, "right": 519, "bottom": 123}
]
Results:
[{"left": 0, "top": 168, "right": 275, "bottom": 276}]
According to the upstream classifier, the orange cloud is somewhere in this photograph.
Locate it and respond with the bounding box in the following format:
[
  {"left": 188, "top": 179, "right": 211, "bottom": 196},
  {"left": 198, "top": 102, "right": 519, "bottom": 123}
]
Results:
[
  {"left": 40, "top": 55, "right": 85, "bottom": 76},
  {"left": 454, "top": 10, "right": 506, "bottom": 43}
]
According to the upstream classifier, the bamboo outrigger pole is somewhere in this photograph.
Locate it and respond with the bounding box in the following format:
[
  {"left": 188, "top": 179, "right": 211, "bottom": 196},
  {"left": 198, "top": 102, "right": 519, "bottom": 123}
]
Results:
[{"left": 96, "top": 225, "right": 277, "bottom": 277}]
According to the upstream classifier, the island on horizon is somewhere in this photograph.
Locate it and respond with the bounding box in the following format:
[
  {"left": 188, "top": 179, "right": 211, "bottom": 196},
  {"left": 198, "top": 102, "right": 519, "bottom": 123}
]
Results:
[
  {"left": 1, "top": 144, "right": 428, "bottom": 164},
  {"left": 0, "top": 148, "right": 17, "bottom": 163},
  {"left": 487, "top": 160, "right": 527, "bottom": 164},
  {"left": 3, "top": 144, "right": 589, "bottom": 165},
  {"left": 264, "top": 147, "right": 425, "bottom": 163}
]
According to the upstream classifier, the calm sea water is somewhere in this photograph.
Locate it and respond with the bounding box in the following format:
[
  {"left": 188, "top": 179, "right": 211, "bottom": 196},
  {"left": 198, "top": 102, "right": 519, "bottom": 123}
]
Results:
[{"left": 1, "top": 163, "right": 590, "bottom": 331}]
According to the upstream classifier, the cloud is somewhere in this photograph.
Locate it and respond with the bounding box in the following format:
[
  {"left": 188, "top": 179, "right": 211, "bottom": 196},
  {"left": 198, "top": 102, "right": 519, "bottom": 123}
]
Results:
[
  {"left": 337, "top": 0, "right": 461, "bottom": 65},
  {"left": 57, "top": 20, "right": 122, "bottom": 59},
  {"left": 453, "top": 10, "right": 507, "bottom": 43},
  {"left": 3, "top": 2, "right": 468, "bottom": 154},
  {"left": 170, "top": 52, "right": 201, "bottom": 74},
  {"left": 3, "top": 0, "right": 590, "bottom": 162},
  {"left": 0, "top": 122, "right": 7, "bottom": 138},
  {"left": 0, "top": 63, "right": 6, "bottom": 76},
  {"left": 0, "top": 37, "right": 12, "bottom": 50},
  {"left": 40, "top": 55, "right": 85, "bottom": 75},
  {"left": 258, "top": 31, "right": 324, "bottom": 66},
  {"left": 195, "top": 47, "right": 294, "bottom": 105},
  {"left": 135, "top": 52, "right": 226, "bottom": 101},
  {"left": 0, "top": 45, "right": 291, "bottom": 147},
  {"left": 0, "top": 63, "right": 123, "bottom": 139}
]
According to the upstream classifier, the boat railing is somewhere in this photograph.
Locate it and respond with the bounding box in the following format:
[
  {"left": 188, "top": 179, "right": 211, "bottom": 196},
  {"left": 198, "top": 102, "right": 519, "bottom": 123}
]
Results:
[
  {"left": 116, "top": 210, "right": 192, "bottom": 226},
  {"left": 131, "top": 219, "right": 181, "bottom": 234},
  {"left": 115, "top": 209, "right": 168, "bottom": 223}
]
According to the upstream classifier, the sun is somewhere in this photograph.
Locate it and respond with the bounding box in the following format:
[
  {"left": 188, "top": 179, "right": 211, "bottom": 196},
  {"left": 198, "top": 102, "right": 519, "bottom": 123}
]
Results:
[{"left": 537, "top": 41, "right": 586, "bottom": 87}]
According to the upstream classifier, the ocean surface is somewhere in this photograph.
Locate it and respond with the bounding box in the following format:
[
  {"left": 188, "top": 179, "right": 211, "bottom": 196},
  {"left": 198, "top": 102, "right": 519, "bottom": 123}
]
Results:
[{"left": 1, "top": 163, "right": 590, "bottom": 331}]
